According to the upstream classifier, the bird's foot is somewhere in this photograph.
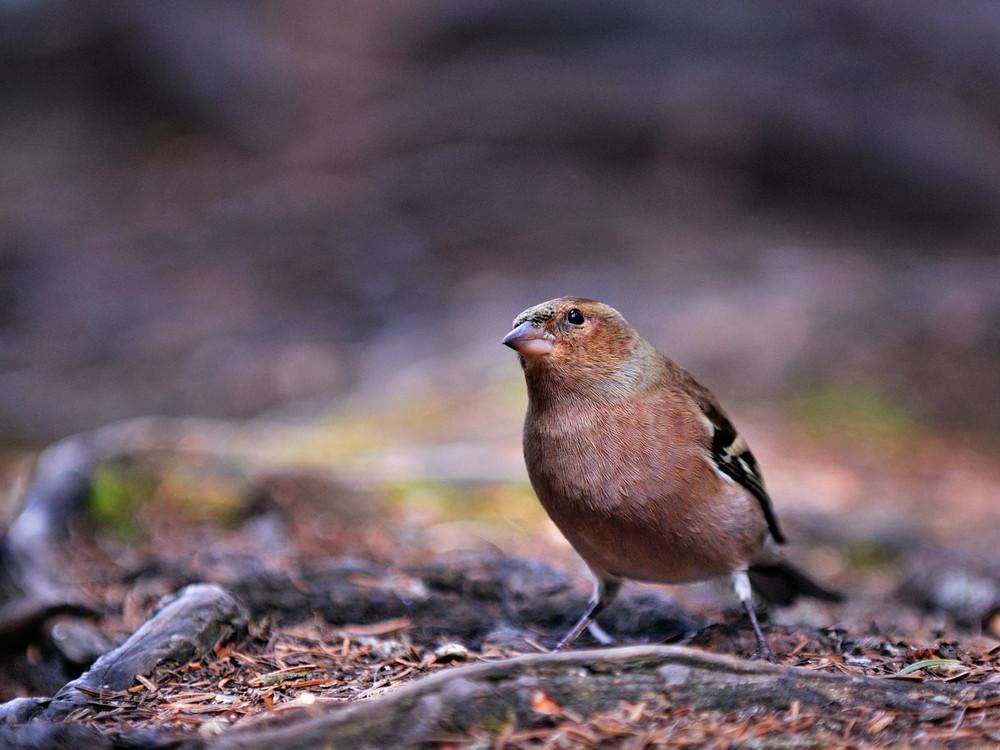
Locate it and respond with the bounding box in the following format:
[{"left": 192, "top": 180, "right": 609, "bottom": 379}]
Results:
[{"left": 750, "top": 638, "right": 776, "bottom": 662}]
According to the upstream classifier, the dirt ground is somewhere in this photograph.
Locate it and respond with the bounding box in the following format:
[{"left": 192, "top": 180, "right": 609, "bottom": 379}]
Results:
[{"left": 1, "top": 400, "right": 999, "bottom": 747}]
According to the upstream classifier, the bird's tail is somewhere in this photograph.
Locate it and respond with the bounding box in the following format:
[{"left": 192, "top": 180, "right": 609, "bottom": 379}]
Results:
[{"left": 748, "top": 559, "right": 842, "bottom": 606}]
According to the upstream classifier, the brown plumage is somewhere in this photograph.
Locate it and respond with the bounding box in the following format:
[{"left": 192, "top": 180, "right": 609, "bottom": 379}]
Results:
[{"left": 502, "top": 297, "right": 841, "bottom": 658}]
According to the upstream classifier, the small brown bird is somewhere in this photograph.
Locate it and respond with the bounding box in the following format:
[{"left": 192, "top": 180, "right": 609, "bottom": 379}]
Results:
[{"left": 502, "top": 297, "right": 840, "bottom": 658}]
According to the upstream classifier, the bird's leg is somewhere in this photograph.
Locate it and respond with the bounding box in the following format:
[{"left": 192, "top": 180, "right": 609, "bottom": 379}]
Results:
[
  {"left": 553, "top": 577, "right": 621, "bottom": 652},
  {"left": 732, "top": 570, "right": 775, "bottom": 661},
  {"left": 586, "top": 619, "right": 615, "bottom": 645}
]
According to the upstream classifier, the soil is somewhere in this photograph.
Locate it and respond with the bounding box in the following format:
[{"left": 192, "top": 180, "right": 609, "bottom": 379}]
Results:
[{"left": 0, "top": 415, "right": 999, "bottom": 747}]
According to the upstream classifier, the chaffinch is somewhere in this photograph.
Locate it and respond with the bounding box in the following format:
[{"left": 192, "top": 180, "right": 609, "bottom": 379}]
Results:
[{"left": 502, "top": 297, "right": 841, "bottom": 659}]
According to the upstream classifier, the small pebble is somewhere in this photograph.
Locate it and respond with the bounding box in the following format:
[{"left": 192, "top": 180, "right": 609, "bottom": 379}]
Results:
[{"left": 434, "top": 643, "right": 469, "bottom": 663}]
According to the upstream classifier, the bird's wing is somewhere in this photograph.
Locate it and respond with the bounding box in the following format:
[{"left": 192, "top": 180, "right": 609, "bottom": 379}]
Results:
[{"left": 679, "top": 374, "right": 787, "bottom": 544}]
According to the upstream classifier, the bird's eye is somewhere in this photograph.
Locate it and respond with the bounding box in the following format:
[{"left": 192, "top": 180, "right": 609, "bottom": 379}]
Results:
[{"left": 566, "top": 308, "right": 586, "bottom": 325}]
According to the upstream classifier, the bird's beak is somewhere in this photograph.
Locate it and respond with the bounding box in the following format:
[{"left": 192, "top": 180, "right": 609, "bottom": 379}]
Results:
[{"left": 502, "top": 321, "right": 555, "bottom": 357}]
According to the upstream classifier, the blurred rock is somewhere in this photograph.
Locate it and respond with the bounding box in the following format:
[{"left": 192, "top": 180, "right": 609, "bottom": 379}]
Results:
[{"left": 901, "top": 549, "right": 1000, "bottom": 633}]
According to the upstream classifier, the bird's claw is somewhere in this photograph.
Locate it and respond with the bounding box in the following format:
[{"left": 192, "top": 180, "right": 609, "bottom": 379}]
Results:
[{"left": 750, "top": 642, "right": 777, "bottom": 662}]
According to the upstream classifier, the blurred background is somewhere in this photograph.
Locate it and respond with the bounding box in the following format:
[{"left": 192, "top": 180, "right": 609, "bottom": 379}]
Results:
[
  {"left": 2, "top": 4, "right": 1000, "bottom": 691},
  {"left": 0, "top": 0, "right": 998, "bottom": 450}
]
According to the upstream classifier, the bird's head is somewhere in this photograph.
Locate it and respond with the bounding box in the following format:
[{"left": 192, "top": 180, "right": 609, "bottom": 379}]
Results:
[{"left": 502, "top": 297, "right": 654, "bottom": 397}]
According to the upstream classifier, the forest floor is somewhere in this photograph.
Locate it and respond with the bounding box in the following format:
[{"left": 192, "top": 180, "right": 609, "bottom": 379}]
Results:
[{"left": 1, "top": 382, "right": 999, "bottom": 747}]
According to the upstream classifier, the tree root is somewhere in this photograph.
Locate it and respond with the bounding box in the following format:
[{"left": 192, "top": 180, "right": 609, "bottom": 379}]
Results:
[{"left": 215, "top": 644, "right": 991, "bottom": 749}]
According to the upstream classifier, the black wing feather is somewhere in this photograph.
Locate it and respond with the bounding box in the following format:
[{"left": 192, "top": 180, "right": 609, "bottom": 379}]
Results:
[
  {"left": 674, "top": 367, "right": 787, "bottom": 544},
  {"left": 708, "top": 417, "right": 786, "bottom": 544}
]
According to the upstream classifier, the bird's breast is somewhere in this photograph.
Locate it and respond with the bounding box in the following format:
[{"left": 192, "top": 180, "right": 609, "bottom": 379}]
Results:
[{"left": 523, "top": 390, "right": 767, "bottom": 583}]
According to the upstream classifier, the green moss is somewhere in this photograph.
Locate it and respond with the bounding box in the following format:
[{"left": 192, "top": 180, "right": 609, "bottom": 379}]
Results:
[
  {"left": 149, "top": 464, "right": 255, "bottom": 525},
  {"left": 842, "top": 540, "right": 903, "bottom": 571},
  {"left": 87, "top": 463, "right": 150, "bottom": 540},
  {"left": 787, "top": 385, "right": 918, "bottom": 446},
  {"left": 478, "top": 710, "right": 517, "bottom": 735},
  {"left": 385, "top": 479, "right": 542, "bottom": 523},
  {"left": 86, "top": 459, "right": 259, "bottom": 539}
]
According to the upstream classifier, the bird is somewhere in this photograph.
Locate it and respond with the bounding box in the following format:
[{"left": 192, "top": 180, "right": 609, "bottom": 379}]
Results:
[{"left": 502, "top": 297, "right": 841, "bottom": 659}]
